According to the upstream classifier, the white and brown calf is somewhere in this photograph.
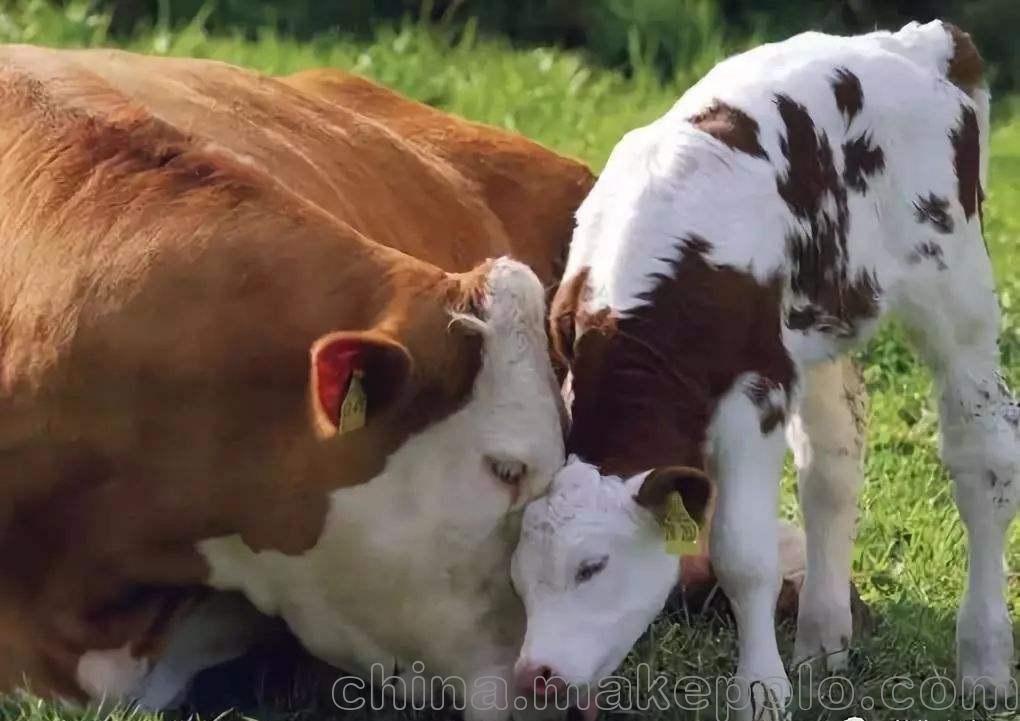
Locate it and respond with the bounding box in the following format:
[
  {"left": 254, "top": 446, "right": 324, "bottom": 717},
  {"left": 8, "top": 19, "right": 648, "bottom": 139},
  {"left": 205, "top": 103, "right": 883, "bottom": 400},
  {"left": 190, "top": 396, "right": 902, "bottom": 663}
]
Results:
[{"left": 511, "top": 21, "right": 1016, "bottom": 719}]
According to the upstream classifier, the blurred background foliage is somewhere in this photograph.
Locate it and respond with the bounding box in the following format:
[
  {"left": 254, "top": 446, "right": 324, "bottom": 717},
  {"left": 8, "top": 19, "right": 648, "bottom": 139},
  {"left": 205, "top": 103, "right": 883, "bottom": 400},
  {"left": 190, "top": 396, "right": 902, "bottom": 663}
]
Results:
[
  {"left": 8, "top": 0, "right": 1019, "bottom": 91},
  {"left": 1, "top": 0, "right": 1011, "bottom": 91}
]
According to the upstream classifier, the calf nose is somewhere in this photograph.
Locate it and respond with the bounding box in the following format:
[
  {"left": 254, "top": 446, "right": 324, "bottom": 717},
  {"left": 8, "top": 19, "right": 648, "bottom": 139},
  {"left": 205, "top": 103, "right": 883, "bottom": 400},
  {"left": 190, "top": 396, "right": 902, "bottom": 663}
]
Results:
[{"left": 514, "top": 661, "right": 567, "bottom": 697}]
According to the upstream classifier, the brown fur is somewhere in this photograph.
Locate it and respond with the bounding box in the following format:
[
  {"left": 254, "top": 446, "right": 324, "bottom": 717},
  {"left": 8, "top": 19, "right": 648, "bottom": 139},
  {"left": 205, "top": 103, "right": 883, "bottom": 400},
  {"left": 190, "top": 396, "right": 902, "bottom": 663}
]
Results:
[
  {"left": 951, "top": 105, "right": 982, "bottom": 221},
  {"left": 688, "top": 101, "right": 768, "bottom": 160},
  {"left": 0, "top": 47, "right": 592, "bottom": 700},
  {"left": 548, "top": 266, "right": 591, "bottom": 366},
  {"left": 945, "top": 23, "right": 984, "bottom": 93},
  {"left": 745, "top": 376, "right": 788, "bottom": 434},
  {"left": 831, "top": 68, "right": 863, "bottom": 123},
  {"left": 842, "top": 132, "right": 886, "bottom": 194},
  {"left": 279, "top": 69, "right": 595, "bottom": 288},
  {"left": 942, "top": 25, "right": 985, "bottom": 226},
  {"left": 908, "top": 240, "right": 949, "bottom": 270},
  {"left": 558, "top": 239, "right": 795, "bottom": 479},
  {"left": 913, "top": 193, "right": 955, "bottom": 233},
  {"left": 775, "top": 94, "right": 881, "bottom": 337}
]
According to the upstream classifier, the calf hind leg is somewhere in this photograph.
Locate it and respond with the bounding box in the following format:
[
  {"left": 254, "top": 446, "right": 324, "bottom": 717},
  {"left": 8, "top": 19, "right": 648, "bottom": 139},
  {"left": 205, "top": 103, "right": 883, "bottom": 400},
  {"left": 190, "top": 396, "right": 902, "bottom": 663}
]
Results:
[
  {"left": 788, "top": 357, "right": 868, "bottom": 673},
  {"left": 896, "top": 249, "right": 1018, "bottom": 701}
]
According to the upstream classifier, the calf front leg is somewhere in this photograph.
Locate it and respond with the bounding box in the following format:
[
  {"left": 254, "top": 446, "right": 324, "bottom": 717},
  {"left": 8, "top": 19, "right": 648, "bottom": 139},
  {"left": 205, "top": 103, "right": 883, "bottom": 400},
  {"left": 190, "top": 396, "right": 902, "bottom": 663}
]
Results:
[
  {"left": 709, "top": 376, "right": 791, "bottom": 721},
  {"left": 135, "top": 592, "right": 277, "bottom": 709},
  {"left": 787, "top": 357, "right": 867, "bottom": 672}
]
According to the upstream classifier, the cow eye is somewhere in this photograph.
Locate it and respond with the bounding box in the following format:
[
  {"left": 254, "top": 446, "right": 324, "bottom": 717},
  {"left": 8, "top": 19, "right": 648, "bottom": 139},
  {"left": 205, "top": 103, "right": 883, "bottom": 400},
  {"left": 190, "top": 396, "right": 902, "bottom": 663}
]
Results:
[{"left": 575, "top": 555, "right": 609, "bottom": 585}]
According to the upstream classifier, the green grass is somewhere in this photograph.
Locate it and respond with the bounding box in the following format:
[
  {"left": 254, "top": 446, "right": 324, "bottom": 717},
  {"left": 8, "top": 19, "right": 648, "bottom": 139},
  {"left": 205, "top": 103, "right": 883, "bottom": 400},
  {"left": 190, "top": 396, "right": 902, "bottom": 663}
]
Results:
[{"left": 0, "top": 2, "right": 1018, "bottom": 720}]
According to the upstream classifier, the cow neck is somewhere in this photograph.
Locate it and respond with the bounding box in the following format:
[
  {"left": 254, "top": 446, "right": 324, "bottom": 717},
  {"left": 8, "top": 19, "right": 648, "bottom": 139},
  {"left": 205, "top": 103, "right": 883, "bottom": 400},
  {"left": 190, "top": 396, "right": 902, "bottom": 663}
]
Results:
[
  {"left": 566, "top": 324, "right": 709, "bottom": 478},
  {"left": 565, "top": 242, "right": 793, "bottom": 479}
]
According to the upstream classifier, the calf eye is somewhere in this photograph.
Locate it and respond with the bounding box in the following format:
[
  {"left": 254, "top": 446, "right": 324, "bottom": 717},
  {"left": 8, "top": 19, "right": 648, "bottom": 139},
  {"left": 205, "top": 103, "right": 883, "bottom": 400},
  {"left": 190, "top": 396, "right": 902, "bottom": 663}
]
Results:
[
  {"left": 575, "top": 555, "right": 609, "bottom": 585},
  {"left": 486, "top": 457, "right": 527, "bottom": 486}
]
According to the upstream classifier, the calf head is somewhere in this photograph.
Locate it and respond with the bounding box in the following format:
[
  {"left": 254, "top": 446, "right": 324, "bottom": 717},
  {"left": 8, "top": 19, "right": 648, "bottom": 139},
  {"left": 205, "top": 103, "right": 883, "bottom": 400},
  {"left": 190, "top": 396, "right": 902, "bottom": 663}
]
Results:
[{"left": 511, "top": 458, "right": 711, "bottom": 695}]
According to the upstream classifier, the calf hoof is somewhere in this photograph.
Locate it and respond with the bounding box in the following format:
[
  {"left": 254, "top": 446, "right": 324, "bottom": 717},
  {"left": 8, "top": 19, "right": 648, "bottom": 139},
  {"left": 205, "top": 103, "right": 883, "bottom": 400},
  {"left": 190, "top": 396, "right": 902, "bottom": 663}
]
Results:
[
  {"left": 730, "top": 669, "right": 791, "bottom": 721},
  {"left": 957, "top": 602, "right": 1016, "bottom": 704},
  {"left": 792, "top": 601, "right": 852, "bottom": 673},
  {"left": 959, "top": 673, "right": 1018, "bottom": 707}
]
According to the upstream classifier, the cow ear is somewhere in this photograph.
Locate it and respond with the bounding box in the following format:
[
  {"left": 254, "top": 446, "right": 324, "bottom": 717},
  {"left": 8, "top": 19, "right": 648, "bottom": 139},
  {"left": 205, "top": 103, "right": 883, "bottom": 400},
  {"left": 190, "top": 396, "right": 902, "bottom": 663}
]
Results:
[
  {"left": 633, "top": 466, "right": 712, "bottom": 527},
  {"left": 445, "top": 262, "right": 490, "bottom": 336},
  {"left": 309, "top": 330, "right": 412, "bottom": 439}
]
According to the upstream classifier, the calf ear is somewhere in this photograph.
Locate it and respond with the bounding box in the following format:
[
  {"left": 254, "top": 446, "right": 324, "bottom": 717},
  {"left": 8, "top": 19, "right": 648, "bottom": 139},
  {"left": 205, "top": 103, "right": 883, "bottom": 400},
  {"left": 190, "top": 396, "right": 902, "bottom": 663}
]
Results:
[
  {"left": 550, "top": 311, "right": 577, "bottom": 366},
  {"left": 634, "top": 466, "right": 712, "bottom": 527},
  {"left": 548, "top": 267, "right": 590, "bottom": 367},
  {"left": 309, "top": 330, "right": 412, "bottom": 438}
]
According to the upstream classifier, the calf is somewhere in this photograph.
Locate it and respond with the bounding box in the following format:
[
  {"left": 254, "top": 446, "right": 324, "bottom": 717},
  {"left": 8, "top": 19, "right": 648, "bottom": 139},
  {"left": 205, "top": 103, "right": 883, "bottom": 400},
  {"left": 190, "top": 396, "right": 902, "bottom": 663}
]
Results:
[{"left": 512, "top": 21, "right": 1016, "bottom": 720}]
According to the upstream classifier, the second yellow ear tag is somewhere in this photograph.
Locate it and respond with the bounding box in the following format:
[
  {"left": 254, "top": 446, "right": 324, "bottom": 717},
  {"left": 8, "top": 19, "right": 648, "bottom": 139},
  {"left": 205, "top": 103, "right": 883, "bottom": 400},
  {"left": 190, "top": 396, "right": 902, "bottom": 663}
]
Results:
[
  {"left": 337, "top": 370, "right": 367, "bottom": 435},
  {"left": 660, "top": 491, "right": 700, "bottom": 556}
]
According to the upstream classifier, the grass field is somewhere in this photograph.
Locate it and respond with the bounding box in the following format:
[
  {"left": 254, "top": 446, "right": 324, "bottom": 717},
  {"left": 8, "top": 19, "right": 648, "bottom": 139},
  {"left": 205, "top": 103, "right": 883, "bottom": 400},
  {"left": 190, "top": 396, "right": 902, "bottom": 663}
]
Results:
[{"left": 0, "top": 2, "right": 1018, "bottom": 720}]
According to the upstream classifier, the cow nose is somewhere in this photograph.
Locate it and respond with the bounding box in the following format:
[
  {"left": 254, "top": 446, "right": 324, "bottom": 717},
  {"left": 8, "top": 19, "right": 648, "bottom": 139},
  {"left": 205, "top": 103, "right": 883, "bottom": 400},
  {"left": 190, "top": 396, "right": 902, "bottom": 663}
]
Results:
[{"left": 514, "top": 661, "right": 567, "bottom": 696}]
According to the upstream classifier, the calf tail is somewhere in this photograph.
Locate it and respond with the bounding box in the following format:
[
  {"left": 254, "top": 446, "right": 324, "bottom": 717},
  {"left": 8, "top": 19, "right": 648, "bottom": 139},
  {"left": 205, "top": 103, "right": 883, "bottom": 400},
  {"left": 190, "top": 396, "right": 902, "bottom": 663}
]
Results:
[
  {"left": 943, "top": 22, "right": 985, "bottom": 96},
  {"left": 886, "top": 20, "right": 989, "bottom": 186},
  {"left": 970, "top": 84, "right": 991, "bottom": 190},
  {"left": 942, "top": 22, "right": 990, "bottom": 187},
  {"left": 883, "top": 21, "right": 984, "bottom": 92}
]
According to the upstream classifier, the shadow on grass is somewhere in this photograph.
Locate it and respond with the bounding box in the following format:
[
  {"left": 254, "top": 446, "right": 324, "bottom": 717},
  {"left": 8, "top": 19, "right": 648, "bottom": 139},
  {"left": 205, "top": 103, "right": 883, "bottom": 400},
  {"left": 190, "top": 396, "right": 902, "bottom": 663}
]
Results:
[{"left": 181, "top": 596, "right": 1017, "bottom": 721}]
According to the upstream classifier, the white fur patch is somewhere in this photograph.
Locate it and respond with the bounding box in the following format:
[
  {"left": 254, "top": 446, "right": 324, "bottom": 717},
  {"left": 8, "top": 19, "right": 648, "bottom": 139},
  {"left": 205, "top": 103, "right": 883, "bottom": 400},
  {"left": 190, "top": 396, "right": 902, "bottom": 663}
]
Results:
[{"left": 76, "top": 644, "right": 149, "bottom": 702}]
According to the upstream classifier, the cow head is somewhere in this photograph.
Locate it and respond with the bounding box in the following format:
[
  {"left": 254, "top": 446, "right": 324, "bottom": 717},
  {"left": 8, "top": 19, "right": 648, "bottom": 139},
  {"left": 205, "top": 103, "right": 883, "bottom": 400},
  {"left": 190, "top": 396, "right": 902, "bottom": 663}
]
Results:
[
  {"left": 282, "top": 257, "right": 567, "bottom": 704},
  {"left": 510, "top": 458, "right": 710, "bottom": 696},
  {"left": 306, "top": 257, "right": 565, "bottom": 515}
]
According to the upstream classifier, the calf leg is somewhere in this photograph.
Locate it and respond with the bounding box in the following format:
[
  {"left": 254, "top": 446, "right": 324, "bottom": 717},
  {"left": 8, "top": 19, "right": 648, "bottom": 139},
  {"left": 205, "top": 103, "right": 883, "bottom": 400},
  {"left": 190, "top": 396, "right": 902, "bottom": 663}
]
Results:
[
  {"left": 709, "top": 376, "right": 791, "bottom": 721},
  {"left": 896, "top": 246, "right": 1018, "bottom": 700},
  {"left": 937, "top": 363, "right": 1016, "bottom": 699},
  {"left": 787, "top": 357, "right": 867, "bottom": 672},
  {"left": 134, "top": 592, "right": 277, "bottom": 709},
  {"left": 936, "top": 359, "right": 1016, "bottom": 700}
]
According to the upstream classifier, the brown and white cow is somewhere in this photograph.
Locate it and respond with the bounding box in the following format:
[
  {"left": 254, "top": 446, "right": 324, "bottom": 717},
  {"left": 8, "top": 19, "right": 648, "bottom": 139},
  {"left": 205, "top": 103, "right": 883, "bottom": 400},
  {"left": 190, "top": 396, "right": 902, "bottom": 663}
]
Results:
[
  {"left": 0, "top": 46, "right": 593, "bottom": 717},
  {"left": 512, "top": 21, "right": 1017, "bottom": 720}
]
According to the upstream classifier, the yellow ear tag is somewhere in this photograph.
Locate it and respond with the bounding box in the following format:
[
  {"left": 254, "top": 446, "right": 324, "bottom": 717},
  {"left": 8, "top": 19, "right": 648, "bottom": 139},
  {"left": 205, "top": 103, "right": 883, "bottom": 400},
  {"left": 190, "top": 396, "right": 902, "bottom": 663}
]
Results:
[
  {"left": 337, "top": 370, "right": 367, "bottom": 435},
  {"left": 660, "top": 491, "right": 700, "bottom": 556}
]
